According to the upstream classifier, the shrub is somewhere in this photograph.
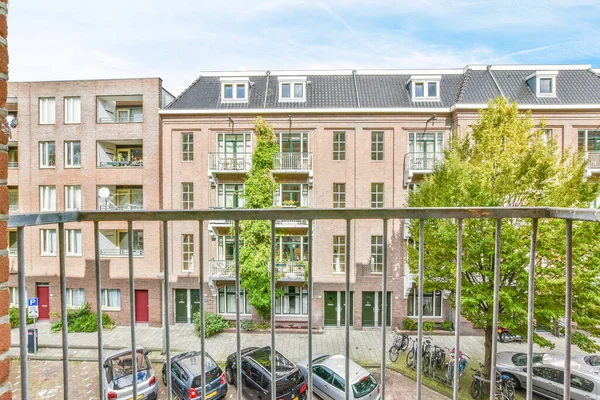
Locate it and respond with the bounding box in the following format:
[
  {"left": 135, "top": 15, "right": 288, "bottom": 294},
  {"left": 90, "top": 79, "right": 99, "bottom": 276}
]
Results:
[
  {"left": 441, "top": 320, "right": 454, "bottom": 332},
  {"left": 9, "top": 307, "right": 34, "bottom": 329},
  {"left": 423, "top": 321, "right": 435, "bottom": 332},
  {"left": 402, "top": 318, "right": 418, "bottom": 330},
  {"left": 241, "top": 319, "right": 256, "bottom": 332},
  {"left": 193, "top": 311, "right": 230, "bottom": 338},
  {"left": 50, "top": 302, "right": 114, "bottom": 333}
]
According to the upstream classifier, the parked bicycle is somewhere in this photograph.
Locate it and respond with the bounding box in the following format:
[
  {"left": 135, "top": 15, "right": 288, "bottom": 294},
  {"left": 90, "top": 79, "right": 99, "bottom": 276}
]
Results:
[
  {"left": 388, "top": 333, "right": 409, "bottom": 362},
  {"left": 469, "top": 361, "right": 515, "bottom": 400},
  {"left": 443, "top": 347, "right": 469, "bottom": 385},
  {"left": 426, "top": 344, "right": 446, "bottom": 377},
  {"left": 406, "top": 336, "right": 433, "bottom": 369}
]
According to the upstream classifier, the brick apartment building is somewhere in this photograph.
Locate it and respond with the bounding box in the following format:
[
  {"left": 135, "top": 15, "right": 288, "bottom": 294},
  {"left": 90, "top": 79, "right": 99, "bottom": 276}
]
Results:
[{"left": 6, "top": 65, "right": 600, "bottom": 330}]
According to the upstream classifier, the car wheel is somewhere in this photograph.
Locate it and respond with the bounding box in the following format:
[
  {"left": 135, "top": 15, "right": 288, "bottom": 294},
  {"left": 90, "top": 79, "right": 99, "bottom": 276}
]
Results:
[
  {"left": 162, "top": 369, "right": 167, "bottom": 385},
  {"left": 500, "top": 331, "right": 510, "bottom": 343},
  {"left": 504, "top": 373, "right": 520, "bottom": 390},
  {"left": 226, "top": 367, "right": 234, "bottom": 385}
]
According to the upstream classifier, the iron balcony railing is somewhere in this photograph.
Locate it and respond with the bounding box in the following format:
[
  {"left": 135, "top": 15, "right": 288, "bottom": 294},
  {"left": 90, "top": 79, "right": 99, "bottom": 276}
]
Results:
[
  {"left": 8, "top": 161, "right": 17, "bottom": 168},
  {"left": 99, "top": 248, "right": 144, "bottom": 257},
  {"left": 404, "top": 152, "right": 444, "bottom": 172},
  {"left": 586, "top": 151, "right": 600, "bottom": 170},
  {"left": 273, "top": 152, "right": 313, "bottom": 171},
  {"left": 97, "top": 115, "right": 144, "bottom": 123},
  {"left": 275, "top": 261, "right": 306, "bottom": 281},
  {"left": 209, "top": 259, "right": 235, "bottom": 278},
  {"left": 8, "top": 207, "right": 596, "bottom": 400},
  {"left": 208, "top": 153, "right": 252, "bottom": 172},
  {"left": 98, "top": 160, "right": 144, "bottom": 168}
]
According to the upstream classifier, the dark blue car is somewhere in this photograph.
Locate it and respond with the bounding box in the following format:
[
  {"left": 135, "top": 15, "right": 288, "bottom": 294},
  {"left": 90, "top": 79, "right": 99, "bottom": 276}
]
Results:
[{"left": 162, "top": 351, "right": 228, "bottom": 400}]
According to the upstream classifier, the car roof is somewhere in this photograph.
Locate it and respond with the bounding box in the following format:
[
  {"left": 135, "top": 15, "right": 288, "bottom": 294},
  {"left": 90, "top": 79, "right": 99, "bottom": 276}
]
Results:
[
  {"left": 176, "top": 352, "right": 219, "bottom": 376},
  {"left": 319, "top": 355, "right": 370, "bottom": 385},
  {"left": 104, "top": 347, "right": 146, "bottom": 361},
  {"left": 245, "top": 347, "right": 297, "bottom": 379}
]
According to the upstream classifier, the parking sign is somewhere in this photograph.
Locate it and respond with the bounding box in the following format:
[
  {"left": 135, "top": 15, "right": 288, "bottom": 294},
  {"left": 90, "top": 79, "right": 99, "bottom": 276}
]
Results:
[{"left": 27, "top": 297, "right": 39, "bottom": 319}]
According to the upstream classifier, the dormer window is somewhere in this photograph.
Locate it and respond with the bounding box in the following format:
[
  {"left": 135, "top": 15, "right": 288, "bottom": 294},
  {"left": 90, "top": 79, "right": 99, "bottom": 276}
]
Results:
[
  {"left": 409, "top": 76, "right": 441, "bottom": 101},
  {"left": 526, "top": 71, "right": 557, "bottom": 97},
  {"left": 220, "top": 78, "right": 249, "bottom": 102},
  {"left": 278, "top": 76, "right": 307, "bottom": 102}
]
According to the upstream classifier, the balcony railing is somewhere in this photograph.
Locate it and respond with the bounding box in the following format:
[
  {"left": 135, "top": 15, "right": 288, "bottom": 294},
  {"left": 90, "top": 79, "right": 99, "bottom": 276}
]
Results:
[
  {"left": 209, "top": 259, "right": 235, "bottom": 279},
  {"left": 97, "top": 115, "right": 143, "bottom": 123},
  {"left": 275, "top": 261, "right": 306, "bottom": 281},
  {"left": 208, "top": 153, "right": 252, "bottom": 172},
  {"left": 99, "top": 248, "right": 144, "bottom": 257},
  {"left": 8, "top": 161, "right": 17, "bottom": 168},
  {"left": 8, "top": 207, "right": 594, "bottom": 400},
  {"left": 273, "top": 152, "right": 312, "bottom": 171},
  {"left": 586, "top": 151, "right": 600, "bottom": 171},
  {"left": 405, "top": 152, "right": 444, "bottom": 172},
  {"left": 97, "top": 202, "right": 144, "bottom": 211},
  {"left": 98, "top": 160, "right": 143, "bottom": 168},
  {"left": 275, "top": 219, "right": 309, "bottom": 228},
  {"left": 9, "top": 204, "right": 18, "bottom": 212}
]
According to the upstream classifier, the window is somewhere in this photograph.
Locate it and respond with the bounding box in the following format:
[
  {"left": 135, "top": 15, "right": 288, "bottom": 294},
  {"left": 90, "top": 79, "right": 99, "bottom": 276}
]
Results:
[
  {"left": 39, "top": 97, "right": 56, "bottom": 124},
  {"left": 277, "top": 131, "right": 309, "bottom": 153},
  {"left": 577, "top": 130, "right": 600, "bottom": 153},
  {"left": 275, "top": 286, "right": 308, "bottom": 315},
  {"left": 407, "top": 290, "right": 442, "bottom": 317},
  {"left": 333, "top": 236, "right": 346, "bottom": 273},
  {"left": 101, "top": 289, "right": 121, "bottom": 309},
  {"left": 40, "top": 185, "right": 57, "bottom": 211},
  {"left": 66, "top": 229, "right": 82, "bottom": 256},
  {"left": 182, "top": 183, "right": 194, "bottom": 209},
  {"left": 182, "top": 133, "right": 194, "bottom": 161},
  {"left": 539, "top": 78, "right": 553, "bottom": 94},
  {"left": 332, "top": 374, "right": 346, "bottom": 392},
  {"left": 371, "top": 132, "right": 384, "bottom": 161},
  {"left": 571, "top": 374, "right": 595, "bottom": 393},
  {"left": 541, "top": 129, "right": 553, "bottom": 146},
  {"left": 182, "top": 234, "right": 194, "bottom": 271},
  {"left": 371, "top": 236, "right": 383, "bottom": 273},
  {"left": 40, "top": 141, "right": 56, "bottom": 168},
  {"left": 41, "top": 229, "right": 57, "bottom": 255},
  {"left": 371, "top": 183, "right": 384, "bottom": 208},
  {"left": 333, "top": 183, "right": 345, "bottom": 208},
  {"left": 217, "top": 285, "right": 252, "bottom": 314},
  {"left": 117, "top": 230, "right": 144, "bottom": 255},
  {"left": 64, "top": 141, "right": 81, "bottom": 167},
  {"left": 218, "top": 236, "right": 236, "bottom": 260},
  {"left": 276, "top": 184, "right": 308, "bottom": 207},
  {"left": 276, "top": 236, "right": 308, "bottom": 262},
  {"left": 8, "top": 187, "right": 17, "bottom": 212},
  {"left": 532, "top": 367, "right": 563, "bottom": 383},
  {"left": 65, "top": 185, "right": 82, "bottom": 210},
  {"left": 66, "top": 288, "right": 85, "bottom": 307},
  {"left": 218, "top": 184, "right": 245, "bottom": 208},
  {"left": 217, "top": 132, "right": 252, "bottom": 155},
  {"left": 528, "top": 72, "right": 557, "bottom": 97},
  {"left": 279, "top": 78, "right": 306, "bottom": 101},
  {"left": 221, "top": 79, "right": 248, "bottom": 102},
  {"left": 313, "top": 365, "right": 334, "bottom": 383},
  {"left": 333, "top": 131, "right": 346, "bottom": 161},
  {"left": 9, "top": 287, "right": 18, "bottom": 306},
  {"left": 409, "top": 77, "right": 441, "bottom": 101},
  {"left": 64, "top": 97, "right": 81, "bottom": 124},
  {"left": 8, "top": 230, "right": 17, "bottom": 256},
  {"left": 8, "top": 146, "right": 17, "bottom": 168}
]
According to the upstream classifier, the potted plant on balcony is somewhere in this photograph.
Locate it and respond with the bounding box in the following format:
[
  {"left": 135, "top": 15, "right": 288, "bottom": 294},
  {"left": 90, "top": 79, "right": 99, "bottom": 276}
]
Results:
[{"left": 282, "top": 200, "right": 297, "bottom": 208}]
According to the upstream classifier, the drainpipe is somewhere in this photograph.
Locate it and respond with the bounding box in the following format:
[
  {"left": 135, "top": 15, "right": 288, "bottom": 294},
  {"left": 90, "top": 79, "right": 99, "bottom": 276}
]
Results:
[
  {"left": 487, "top": 65, "right": 505, "bottom": 98},
  {"left": 264, "top": 71, "right": 270, "bottom": 108},
  {"left": 352, "top": 70, "right": 360, "bottom": 107}
]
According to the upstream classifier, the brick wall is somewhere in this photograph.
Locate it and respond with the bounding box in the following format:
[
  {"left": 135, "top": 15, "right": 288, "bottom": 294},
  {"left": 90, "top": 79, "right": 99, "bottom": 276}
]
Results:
[{"left": 0, "top": 1, "right": 9, "bottom": 399}]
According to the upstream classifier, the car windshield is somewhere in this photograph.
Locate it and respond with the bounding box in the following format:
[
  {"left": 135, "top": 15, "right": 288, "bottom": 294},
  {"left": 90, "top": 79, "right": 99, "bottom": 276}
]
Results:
[
  {"left": 585, "top": 355, "right": 600, "bottom": 366},
  {"left": 193, "top": 366, "right": 222, "bottom": 388},
  {"left": 352, "top": 374, "right": 378, "bottom": 398},
  {"left": 249, "top": 347, "right": 296, "bottom": 378},
  {"left": 511, "top": 353, "right": 544, "bottom": 366},
  {"left": 276, "top": 369, "right": 304, "bottom": 396},
  {"left": 107, "top": 350, "right": 151, "bottom": 389}
]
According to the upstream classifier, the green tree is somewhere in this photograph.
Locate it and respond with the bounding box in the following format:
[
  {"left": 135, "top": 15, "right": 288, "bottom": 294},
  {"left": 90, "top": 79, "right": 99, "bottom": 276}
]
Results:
[
  {"left": 408, "top": 97, "right": 600, "bottom": 387},
  {"left": 238, "top": 117, "right": 279, "bottom": 319}
]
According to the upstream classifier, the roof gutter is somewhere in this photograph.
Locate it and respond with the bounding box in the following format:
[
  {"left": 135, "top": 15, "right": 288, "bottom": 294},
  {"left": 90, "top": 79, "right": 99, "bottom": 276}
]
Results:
[{"left": 487, "top": 65, "right": 505, "bottom": 98}]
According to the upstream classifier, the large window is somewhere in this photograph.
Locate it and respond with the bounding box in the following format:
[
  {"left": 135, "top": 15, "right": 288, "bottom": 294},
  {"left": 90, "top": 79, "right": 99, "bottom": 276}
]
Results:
[
  {"left": 8, "top": 187, "right": 18, "bottom": 212},
  {"left": 279, "top": 80, "right": 306, "bottom": 101},
  {"left": 41, "top": 229, "right": 57, "bottom": 255},
  {"left": 66, "top": 288, "right": 85, "bottom": 307},
  {"left": 371, "top": 183, "right": 384, "bottom": 208},
  {"left": 40, "top": 185, "right": 57, "bottom": 211},
  {"left": 66, "top": 229, "right": 82, "bottom": 256},
  {"left": 40, "top": 141, "right": 56, "bottom": 168},
  {"left": 64, "top": 96, "right": 81, "bottom": 124},
  {"left": 218, "top": 184, "right": 245, "bottom": 208},
  {"left": 65, "top": 141, "right": 81, "bottom": 167},
  {"left": 118, "top": 230, "right": 144, "bottom": 255},
  {"left": 218, "top": 236, "right": 236, "bottom": 260},
  {"left": 278, "top": 132, "right": 308, "bottom": 153},
  {"left": 408, "top": 132, "right": 444, "bottom": 154},
  {"left": 217, "top": 132, "right": 251, "bottom": 154},
  {"left": 39, "top": 97, "right": 56, "bottom": 124},
  {"left": 218, "top": 285, "right": 252, "bottom": 314},
  {"left": 275, "top": 286, "right": 308, "bottom": 315},
  {"left": 578, "top": 130, "right": 600, "bottom": 153},
  {"left": 371, "top": 132, "right": 384, "bottom": 161},
  {"left": 276, "top": 236, "right": 308, "bottom": 262},
  {"left": 276, "top": 184, "right": 308, "bottom": 207},
  {"left": 333, "top": 183, "right": 346, "bottom": 208},
  {"left": 333, "top": 131, "right": 346, "bottom": 161},
  {"left": 182, "top": 234, "right": 194, "bottom": 271},
  {"left": 182, "top": 133, "right": 194, "bottom": 161},
  {"left": 333, "top": 236, "right": 346, "bottom": 273},
  {"left": 407, "top": 290, "right": 443, "bottom": 317},
  {"left": 222, "top": 82, "right": 248, "bottom": 101},
  {"left": 101, "top": 289, "right": 121, "bottom": 310},
  {"left": 371, "top": 236, "right": 383, "bottom": 273},
  {"left": 65, "top": 185, "right": 82, "bottom": 210},
  {"left": 182, "top": 183, "right": 194, "bottom": 209}
]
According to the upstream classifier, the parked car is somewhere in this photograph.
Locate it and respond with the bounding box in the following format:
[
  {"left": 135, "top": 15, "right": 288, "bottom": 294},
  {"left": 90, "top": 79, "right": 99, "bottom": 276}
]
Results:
[
  {"left": 296, "top": 354, "right": 380, "bottom": 400},
  {"left": 496, "top": 352, "right": 561, "bottom": 389},
  {"left": 225, "top": 346, "right": 307, "bottom": 400},
  {"left": 102, "top": 347, "right": 158, "bottom": 400},
  {"left": 162, "top": 351, "right": 228, "bottom": 400},
  {"left": 572, "top": 354, "right": 600, "bottom": 368}
]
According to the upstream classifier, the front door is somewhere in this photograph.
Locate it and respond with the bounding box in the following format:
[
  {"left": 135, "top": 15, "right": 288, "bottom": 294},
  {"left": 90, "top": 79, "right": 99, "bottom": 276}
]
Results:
[
  {"left": 37, "top": 284, "right": 50, "bottom": 320},
  {"left": 190, "top": 290, "right": 200, "bottom": 321},
  {"left": 135, "top": 290, "right": 149, "bottom": 323},
  {"left": 175, "top": 289, "right": 188, "bottom": 323},
  {"left": 362, "top": 292, "right": 376, "bottom": 327},
  {"left": 324, "top": 291, "right": 338, "bottom": 326}
]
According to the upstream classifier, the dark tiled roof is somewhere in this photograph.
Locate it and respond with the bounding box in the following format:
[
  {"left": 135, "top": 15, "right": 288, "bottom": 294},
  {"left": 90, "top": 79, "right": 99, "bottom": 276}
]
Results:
[{"left": 167, "top": 67, "right": 600, "bottom": 110}]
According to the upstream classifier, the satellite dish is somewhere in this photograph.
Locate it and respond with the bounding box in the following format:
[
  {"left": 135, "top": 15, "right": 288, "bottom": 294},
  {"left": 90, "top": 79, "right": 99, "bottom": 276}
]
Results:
[{"left": 98, "top": 187, "right": 111, "bottom": 199}]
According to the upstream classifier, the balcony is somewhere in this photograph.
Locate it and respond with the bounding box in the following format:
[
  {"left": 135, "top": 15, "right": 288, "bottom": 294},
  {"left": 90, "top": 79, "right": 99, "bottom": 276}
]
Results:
[
  {"left": 209, "top": 259, "right": 235, "bottom": 279},
  {"left": 208, "top": 217, "right": 308, "bottom": 237},
  {"left": 273, "top": 152, "right": 313, "bottom": 175},
  {"left": 585, "top": 151, "right": 600, "bottom": 176},
  {"left": 208, "top": 153, "right": 251, "bottom": 183},
  {"left": 97, "top": 140, "right": 144, "bottom": 168},
  {"left": 97, "top": 186, "right": 143, "bottom": 210},
  {"left": 275, "top": 261, "right": 306, "bottom": 282},
  {"left": 97, "top": 95, "right": 143, "bottom": 124},
  {"left": 98, "top": 229, "right": 144, "bottom": 257},
  {"left": 404, "top": 152, "right": 444, "bottom": 185},
  {"left": 99, "top": 248, "right": 144, "bottom": 257}
]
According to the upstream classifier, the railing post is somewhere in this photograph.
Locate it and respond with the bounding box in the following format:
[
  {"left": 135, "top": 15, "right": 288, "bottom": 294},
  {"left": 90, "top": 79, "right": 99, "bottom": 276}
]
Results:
[
  {"left": 17, "top": 226, "right": 28, "bottom": 400},
  {"left": 94, "top": 222, "right": 104, "bottom": 400},
  {"left": 163, "top": 221, "right": 172, "bottom": 400},
  {"left": 234, "top": 220, "right": 242, "bottom": 400},
  {"left": 270, "top": 220, "right": 277, "bottom": 400},
  {"left": 380, "top": 219, "right": 388, "bottom": 399},
  {"left": 452, "top": 219, "right": 463, "bottom": 400},
  {"left": 564, "top": 220, "right": 573, "bottom": 400},
  {"left": 490, "top": 219, "right": 502, "bottom": 399},
  {"left": 417, "top": 219, "right": 424, "bottom": 400},
  {"left": 199, "top": 220, "right": 206, "bottom": 400},
  {"left": 307, "top": 219, "right": 314, "bottom": 400},
  {"left": 345, "top": 219, "right": 351, "bottom": 400},
  {"left": 58, "top": 222, "right": 69, "bottom": 399},
  {"left": 127, "top": 221, "right": 138, "bottom": 399},
  {"left": 526, "top": 219, "right": 538, "bottom": 400}
]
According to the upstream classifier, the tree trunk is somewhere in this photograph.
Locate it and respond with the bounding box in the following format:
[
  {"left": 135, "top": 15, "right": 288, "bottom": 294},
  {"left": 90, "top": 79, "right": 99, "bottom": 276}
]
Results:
[{"left": 483, "top": 326, "right": 494, "bottom": 396}]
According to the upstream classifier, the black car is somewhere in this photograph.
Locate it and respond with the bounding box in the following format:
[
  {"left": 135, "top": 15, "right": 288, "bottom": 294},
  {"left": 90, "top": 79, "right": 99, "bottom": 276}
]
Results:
[
  {"left": 225, "top": 347, "right": 307, "bottom": 400},
  {"left": 162, "top": 351, "right": 228, "bottom": 400}
]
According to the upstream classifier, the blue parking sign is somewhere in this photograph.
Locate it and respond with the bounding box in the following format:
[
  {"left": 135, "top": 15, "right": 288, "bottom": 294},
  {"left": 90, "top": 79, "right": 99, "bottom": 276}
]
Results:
[{"left": 28, "top": 298, "right": 38, "bottom": 307}]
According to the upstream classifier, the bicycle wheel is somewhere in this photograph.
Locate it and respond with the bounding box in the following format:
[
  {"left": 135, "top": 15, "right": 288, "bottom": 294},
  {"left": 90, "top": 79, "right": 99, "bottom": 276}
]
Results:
[
  {"left": 505, "top": 382, "right": 515, "bottom": 400},
  {"left": 423, "top": 353, "right": 431, "bottom": 375},
  {"left": 400, "top": 335, "right": 409, "bottom": 351},
  {"left": 438, "top": 350, "right": 446, "bottom": 368},
  {"left": 406, "top": 349, "right": 416, "bottom": 368},
  {"left": 469, "top": 378, "right": 482, "bottom": 399},
  {"left": 389, "top": 345, "right": 399, "bottom": 363}
]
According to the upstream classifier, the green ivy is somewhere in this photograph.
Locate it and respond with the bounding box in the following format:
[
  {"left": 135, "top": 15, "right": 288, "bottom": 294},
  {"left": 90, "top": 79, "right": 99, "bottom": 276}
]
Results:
[
  {"left": 193, "top": 311, "right": 230, "bottom": 338},
  {"left": 9, "top": 307, "right": 34, "bottom": 329}
]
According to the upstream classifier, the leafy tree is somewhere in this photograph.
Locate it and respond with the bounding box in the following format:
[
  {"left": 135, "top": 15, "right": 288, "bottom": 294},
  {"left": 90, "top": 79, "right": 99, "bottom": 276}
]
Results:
[
  {"left": 408, "top": 97, "right": 600, "bottom": 388},
  {"left": 238, "top": 117, "right": 279, "bottom": 319}
]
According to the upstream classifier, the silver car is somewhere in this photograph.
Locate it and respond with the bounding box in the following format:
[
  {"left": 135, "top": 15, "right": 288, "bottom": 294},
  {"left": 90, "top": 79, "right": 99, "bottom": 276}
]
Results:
[
  {"left": 297, "top": 355, "right": 380, "bottom": 400},
  {"left": 572, "top": 354, "right": 600, "bottom": 369},
  {"left": 496, "top": 352, "right": 561, "bottom": 389},
  {"left": 102, "top": 347, "right": 158, "bottom": 400}
]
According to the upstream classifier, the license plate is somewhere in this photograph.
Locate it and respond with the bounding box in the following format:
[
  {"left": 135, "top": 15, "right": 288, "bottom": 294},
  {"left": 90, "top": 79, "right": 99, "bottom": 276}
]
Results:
[
  {"left": 206, "top": 390, "right": 217, "bottom": 399},
  {"left": 293, "top": 397, "right": 298, "bottom": 400},
  {"left": 127, "top": 395, "right": 143, "bottom": 400}
]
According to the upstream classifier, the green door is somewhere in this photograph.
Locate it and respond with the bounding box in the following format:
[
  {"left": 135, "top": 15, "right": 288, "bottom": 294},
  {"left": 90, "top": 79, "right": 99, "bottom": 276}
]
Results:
[
  {"left": 175, "top": 289, "right": 188, "bottom": 323},
  {"left": 376, "top": 292, "right": 392, "bottom": 327},
  {"left": 340, "top": 292, "right": 354, "bottom": 326},
  {"left": 324, "top": 291, "right": 338, "bottom": 326},
  {"left": 190, "top": 290, "right": 200, "bottom": 322},
  {"left": 362, "top": 292, "right": 375, "bottom": 327}
]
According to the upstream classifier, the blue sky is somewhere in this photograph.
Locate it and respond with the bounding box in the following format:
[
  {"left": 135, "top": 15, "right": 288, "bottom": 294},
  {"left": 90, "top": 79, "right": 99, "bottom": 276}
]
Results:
[{"left": 8, "top": 0, "right": 600, "bottom": 95}]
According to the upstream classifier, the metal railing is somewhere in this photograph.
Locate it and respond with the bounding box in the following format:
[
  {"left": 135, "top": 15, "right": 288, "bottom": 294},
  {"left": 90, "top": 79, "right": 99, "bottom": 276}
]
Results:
[
  {"left": 586, "top": 151, "right": 600, "bottom": 170},
  {"left": 99, "top": 248, "right": 144, "bottom": 257},
  {"left": 404, "top": 152, "right": 444, "bottom": 172},
  {"left": 98, "top": 160, "right": 144, "bottom": 168},
  {"left": 275, "top": 219, "right": 308, "bottom": 227},
  {"left": 208, "top": 153, "right": 252, "bottom": 172},
  {"left": 8, "top": 161, "right": 17, "bottom": 168},
  {"left": 97, "top": 115, "right": 144, "bottom": 123},
  {"left": 209, "top": 259, "right": 235, "bottom": 278},
  {"left": 8, "top": 207, "right": 595, "bottom": 400},
  {"left": 273, "top": 152, "right": 313, "bottom": 171},
  {"left": 275, "top": 261, "right": 306, "bottom": 280}
]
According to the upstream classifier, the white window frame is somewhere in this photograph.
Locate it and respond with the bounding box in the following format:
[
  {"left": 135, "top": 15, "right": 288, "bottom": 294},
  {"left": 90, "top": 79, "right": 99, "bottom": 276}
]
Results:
[
  {"left": 371, "top": 131, "right": 384, "bottom": 161},
  {"left": 66, "top": 288, "right": 85, "bottom": 308},
  {"left": 8, "top": 187, "right": 18, "bottom": 212},
  {"left": 333, "top": 131, "right": 346, "bottom": 161},
  {"left": 9, "top": 287, "right": 18, "bottom": 306},
  {"left": 220, "top": 77, "right": 249, "bottom": 102},
  {"left": 182, "top": 234, "right": 194, "bottom": 272},
  {"left": 333, "top": 183, "right": 346, "bottom": 208},
  {"left": 371, "top": 183, "right": 384, "bottom": 208},
  {"left": 40, "top": 229, "right": 57, "bottom": 255},
  {"left": 40, "top": 185, "right": 57, "bottom": 211},
  {"left": 371, "top": 235, "right": 384, "bottom": 273},
  {"left": 275, "top": 286, "right": 308, "bottom": 315},
  {"left": 101, "top": 288, "right": 121, "bottom": 311},
  {"left": 537, "top": 74, "right": 557, "bottom": 97},
  {"left": 407, "top": 290, "right": 443, "bottom": 318},
  {"left": 333, "top": 235, "right": 346, "bottom": 273},
  {"left": 65, "top": 185, "right": 82, "bottom": 211},
  {"left": 40, "top": 141, "right": 56, "bottom": 168},
  {"left": 217, "top": 285, "right": 252, "bottom": 315},
  {"left": 64, "top": 141, "right": 81, "bottom": 168},
  {"left": 275, "top": 183, "right": 309, "bottom": 207},
  {"left": 278, "top": 76, "right": 307, "bottom": 102},
  {"left": 409, "top": 76, "right": 441, "bottom": 101},
  {"left": 541, "top": 128, "right": 553, "bottom": 146},
  {"left": 64, "top": 96, "right": 81, "bottom": 124},
  {"left": 39, "top": 97, "right": 56, "bottom": 124},
  {"left": 66, "top": 229, "right": 82, "bottom": 256},
  {"left": 182, "top": 133, "right": 194, "bottom": 161},
  {"left": 182, "top": 182, "right": 194, "bottom": 209},
  {"left": 217, "top": 184, "right": 245, "bottom": 208}
]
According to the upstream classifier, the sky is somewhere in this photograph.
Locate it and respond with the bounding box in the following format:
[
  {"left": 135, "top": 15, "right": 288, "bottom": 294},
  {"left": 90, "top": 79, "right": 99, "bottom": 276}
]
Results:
[{"left": 7, "top": 0, "right": 600, "bottom": 95}]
